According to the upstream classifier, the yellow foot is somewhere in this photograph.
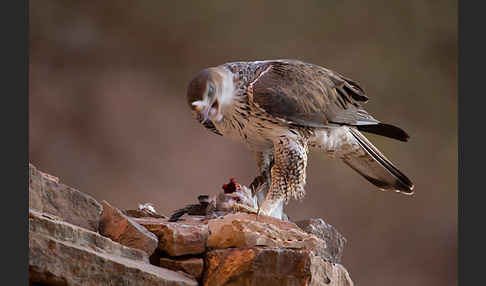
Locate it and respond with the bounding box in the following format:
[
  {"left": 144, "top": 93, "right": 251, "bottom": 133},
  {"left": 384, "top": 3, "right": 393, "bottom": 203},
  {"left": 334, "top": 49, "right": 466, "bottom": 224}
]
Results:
[
  {"left": 231, "top": 203, "right": 259, "bottom": 215},
  {"left": 231, "top": 203, "right": 270, "bottom": 223}
]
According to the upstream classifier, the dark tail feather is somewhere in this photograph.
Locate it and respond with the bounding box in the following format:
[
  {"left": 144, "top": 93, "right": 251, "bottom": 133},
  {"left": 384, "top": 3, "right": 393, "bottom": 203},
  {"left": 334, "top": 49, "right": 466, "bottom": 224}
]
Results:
[
  {"left": 169, "top": 199, "right": 211, "bottom": 222},
  {"left": 168, "top": 207, "right": 188, "bottom": 222},
  {"left": 344, "top": 128, "right": 414, "bottom": 194},
  {"left": 357, "top": 123, "right": 410, "bottom": 142}
]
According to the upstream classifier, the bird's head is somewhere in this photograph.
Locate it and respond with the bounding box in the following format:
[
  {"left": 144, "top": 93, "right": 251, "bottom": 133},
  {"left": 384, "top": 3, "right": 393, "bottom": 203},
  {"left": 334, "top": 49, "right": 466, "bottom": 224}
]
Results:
[{"left": 187, "top": 67, "right": 234, "bottom": 123}]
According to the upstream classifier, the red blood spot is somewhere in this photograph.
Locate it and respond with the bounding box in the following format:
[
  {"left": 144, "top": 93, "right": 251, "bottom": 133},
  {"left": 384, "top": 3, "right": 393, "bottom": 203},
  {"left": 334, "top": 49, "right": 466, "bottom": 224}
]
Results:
[{"left": 222, "top": 178, "right": 239, "bottom": 193}]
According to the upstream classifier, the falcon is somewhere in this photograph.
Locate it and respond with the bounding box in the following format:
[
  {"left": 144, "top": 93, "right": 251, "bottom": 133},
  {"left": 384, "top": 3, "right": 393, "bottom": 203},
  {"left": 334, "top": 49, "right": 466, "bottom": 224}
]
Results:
[{"left": 186, "top": 59, "right": 414, "bottom": 219}]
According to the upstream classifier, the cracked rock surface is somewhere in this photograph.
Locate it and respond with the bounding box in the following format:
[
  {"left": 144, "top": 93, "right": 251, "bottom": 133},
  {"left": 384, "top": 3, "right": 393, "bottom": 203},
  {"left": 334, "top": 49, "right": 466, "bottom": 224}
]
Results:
[{"left": 28, "top": 163, "right": 353, "bottom": 285}]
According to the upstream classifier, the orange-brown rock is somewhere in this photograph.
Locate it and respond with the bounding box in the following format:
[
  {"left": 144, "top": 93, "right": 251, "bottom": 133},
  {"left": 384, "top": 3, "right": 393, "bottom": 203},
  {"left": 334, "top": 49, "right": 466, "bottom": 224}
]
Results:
[
  {"left": 134, "top": 216, "right": 208, "bottom": 256},
  {"left": 28, "top": 164, "right": 353, "bottom": 285},
  {"left": 99, "top": 200, "right": 159, "bottom": 256},
  {"left": 207, "top": 213, "right": 325, "bottom": 255},
  {"left": 29, "top": 210, "right": 197, "bottom": 286},
  {"left": 159, "top": 257, "right": 204, "bottom": 280},
  {"left": 29, "top": 163, "right": 102, "bottom": 232},
  {"left": 203, "top": 247, "right": 353, "bottom": 286}
]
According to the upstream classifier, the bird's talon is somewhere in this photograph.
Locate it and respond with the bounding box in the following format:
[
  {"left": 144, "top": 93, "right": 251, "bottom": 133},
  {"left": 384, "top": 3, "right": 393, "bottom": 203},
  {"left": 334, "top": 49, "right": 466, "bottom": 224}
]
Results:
[{"left": 231, "top": 203, "right": 258, "bottom": 215}]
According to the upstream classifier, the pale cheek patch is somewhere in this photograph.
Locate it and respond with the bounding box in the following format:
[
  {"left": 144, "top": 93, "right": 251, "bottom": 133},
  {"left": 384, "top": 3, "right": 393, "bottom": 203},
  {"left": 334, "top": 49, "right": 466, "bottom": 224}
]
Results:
[{"left": 218, "top": 69, "right": 236, "bottom": 108}]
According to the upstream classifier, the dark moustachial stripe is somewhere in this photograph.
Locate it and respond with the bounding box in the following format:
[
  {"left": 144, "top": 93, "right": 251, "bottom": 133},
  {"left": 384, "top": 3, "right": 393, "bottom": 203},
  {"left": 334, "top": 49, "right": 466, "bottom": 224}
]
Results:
[{"left": 201, "top": 120, "right": 222, "bottom": 136}]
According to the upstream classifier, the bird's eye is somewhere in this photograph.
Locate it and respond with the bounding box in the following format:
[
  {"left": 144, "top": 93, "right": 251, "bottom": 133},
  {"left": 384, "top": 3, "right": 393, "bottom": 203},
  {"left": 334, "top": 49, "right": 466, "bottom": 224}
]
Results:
[{"left": 208, "top": 85, "right": 215, "bottom": 97}]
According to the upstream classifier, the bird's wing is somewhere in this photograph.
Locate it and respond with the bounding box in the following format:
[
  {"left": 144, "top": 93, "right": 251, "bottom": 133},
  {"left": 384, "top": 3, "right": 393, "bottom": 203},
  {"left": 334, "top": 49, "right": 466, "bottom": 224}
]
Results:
[{"left": 249, "top": 60, "right": 379, "bottom": 128}]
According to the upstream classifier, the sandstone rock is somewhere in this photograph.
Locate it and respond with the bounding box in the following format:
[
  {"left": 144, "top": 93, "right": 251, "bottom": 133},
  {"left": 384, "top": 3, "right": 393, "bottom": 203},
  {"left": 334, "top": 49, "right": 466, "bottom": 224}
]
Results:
[
  {"left": 28, "top": 165, "right": 353, "bottom": 285},
  {"left": 29, "top": 210, "right": 197, "bottom": 286},
  {"left": 207, "top": 213, "right": 325, "bottom": 255},
  {"left": 30, "top": 209, "right": 147, "bottom": 263},
  {"left": 99, "top": 200, "right": 159, "bottom": 256},
  {"left": 204, "top": 247, "right": 353, "bottom": 286},
  {"left": 296, "top": 218, "right": 346, "bottom": 263},
  {"left": 29, "top": 163, "right": 102, "bottom": 232},
  {"left": 204, "top": 248, "right": 309, "bottom": 286},
  {"left": 159, "top": 257, "right": 204, "bottom": 280},
  {"left": 310, "top": 256, "right": 354, "bottom": 286},
  {"left": 134, "top": 217, "right": 208, "bottom": 256}
]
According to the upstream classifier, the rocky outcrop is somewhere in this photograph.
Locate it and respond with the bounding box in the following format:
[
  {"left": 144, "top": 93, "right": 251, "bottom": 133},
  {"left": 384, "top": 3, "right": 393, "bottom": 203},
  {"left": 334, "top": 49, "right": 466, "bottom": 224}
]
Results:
[
  {"left": 99, "top": 200, "right": 159, "bottom": 255},
  {"left": 134, "top": 216, "right": 209, "bottom": 256},
  {"left": 29, "top": 210, "right": 197, "bottom": 286},
  {"left": 28, "top": 163, "right": 353, "bottom": 285},
  {"left": 29, "top": 163, "right": 102, "bottom": 232},
  {"left": 159, "top": 257, "right": 204, "bottom": 280},
  {"left": 206, "top": 213, "right": 325, "bottom": 253},
  {"left": 29, "top": 164, "right": 197, "bottom": 286},
  {"left": 296, "top": 218, "right": 346, "bottom": 263},
  {"left": 204, "top": 248, "right": 352, "bottom": 286}
]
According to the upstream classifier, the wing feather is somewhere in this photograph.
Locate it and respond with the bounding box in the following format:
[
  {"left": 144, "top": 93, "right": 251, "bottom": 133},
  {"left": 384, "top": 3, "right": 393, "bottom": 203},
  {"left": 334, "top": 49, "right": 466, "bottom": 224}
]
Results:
[{"left": 250, "top": 60, "right": 378, "bottom": 128}]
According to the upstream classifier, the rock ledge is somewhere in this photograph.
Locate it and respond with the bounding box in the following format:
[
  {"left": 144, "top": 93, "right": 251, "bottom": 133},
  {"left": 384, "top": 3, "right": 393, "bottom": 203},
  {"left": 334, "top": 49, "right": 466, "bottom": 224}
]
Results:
[{"left": 29, "top": 163, "right": 353, "bottom": 285}]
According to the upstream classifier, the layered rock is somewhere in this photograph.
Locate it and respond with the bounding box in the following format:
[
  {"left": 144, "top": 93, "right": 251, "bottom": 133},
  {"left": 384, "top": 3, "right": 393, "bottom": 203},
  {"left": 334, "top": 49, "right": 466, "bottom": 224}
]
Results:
[
  {"left": 29, "top": 210, "right": 197, "bottom": 286},
  {"left": 206, "top": 213, "right": 324, "bottom": 254},
  {"left": 204, "top": 247, "right": 353, "bottom": 286},
  {"left": 133, "top": 216, "right": 208, "bottom": 256},
  {"left": 159, "top": 257, "right": 204, "bottom": 280},
  {"left": 29, "top": 163, "right": 102, "bottom": 232},
  {"left": 29, "top": 163, "right": 197, "bottom": 286},
  {"left": 99, "top": 200, "right": 159, "bottom": 256},
  {"left": 28, "top": 163, "right": 354, "bottom": 285}
]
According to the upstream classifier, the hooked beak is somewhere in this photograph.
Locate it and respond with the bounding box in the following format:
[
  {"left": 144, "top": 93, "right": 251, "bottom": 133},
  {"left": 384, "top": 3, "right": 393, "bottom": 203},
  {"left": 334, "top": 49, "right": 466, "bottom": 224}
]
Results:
[
  {"left": 192, "top": 99, "right": 219, "bottom": 124},
  {"left": 192, "top": 101, "right": 211, "bottom": 124}
]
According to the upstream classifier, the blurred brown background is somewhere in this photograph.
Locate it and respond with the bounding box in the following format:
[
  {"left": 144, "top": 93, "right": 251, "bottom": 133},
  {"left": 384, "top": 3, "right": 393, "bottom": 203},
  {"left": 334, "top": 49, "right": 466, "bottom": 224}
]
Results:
[{"left": 29, "top": 1, "right": 457, "bottom": 285}]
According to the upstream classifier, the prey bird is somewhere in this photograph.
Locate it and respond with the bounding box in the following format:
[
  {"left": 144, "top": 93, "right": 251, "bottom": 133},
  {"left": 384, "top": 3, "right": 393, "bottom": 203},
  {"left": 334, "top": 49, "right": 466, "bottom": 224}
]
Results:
[{"left": 187, "top": 59, "right": 414, "bottom": 219}]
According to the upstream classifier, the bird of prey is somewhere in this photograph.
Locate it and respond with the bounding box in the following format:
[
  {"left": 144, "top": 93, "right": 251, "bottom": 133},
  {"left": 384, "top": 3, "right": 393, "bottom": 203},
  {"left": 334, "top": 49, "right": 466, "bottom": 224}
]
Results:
[{"left": 186, "top": 59, "right": 414, "bottom": 219}]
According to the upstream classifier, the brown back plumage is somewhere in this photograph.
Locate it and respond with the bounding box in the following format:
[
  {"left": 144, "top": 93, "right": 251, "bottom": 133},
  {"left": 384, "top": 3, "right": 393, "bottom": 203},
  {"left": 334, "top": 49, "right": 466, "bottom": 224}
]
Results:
[
  {"left": 249, "top": 60, "right": 414, "bottom": 193},
  {"left": 250, "top": 60, "right": 409, "bottom": 141},
  {"left": 251, "top": 60, "right": 376, "bottom": 127}
]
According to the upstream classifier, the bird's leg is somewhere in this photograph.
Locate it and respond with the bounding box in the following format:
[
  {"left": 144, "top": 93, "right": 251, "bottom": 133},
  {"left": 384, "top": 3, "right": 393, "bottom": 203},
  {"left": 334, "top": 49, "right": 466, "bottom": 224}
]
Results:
[
  {"left": 231, "top": 202, "right": 259, "bottom": 214},
  {"left": 249, "top": 150, "right": 274, "bottom": 201},
  {"left": 259, "top": 137, "right": 308, "bottom": 219},
  {"left": 249, "top": 174, "right": 267, "bottom": 195}
]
